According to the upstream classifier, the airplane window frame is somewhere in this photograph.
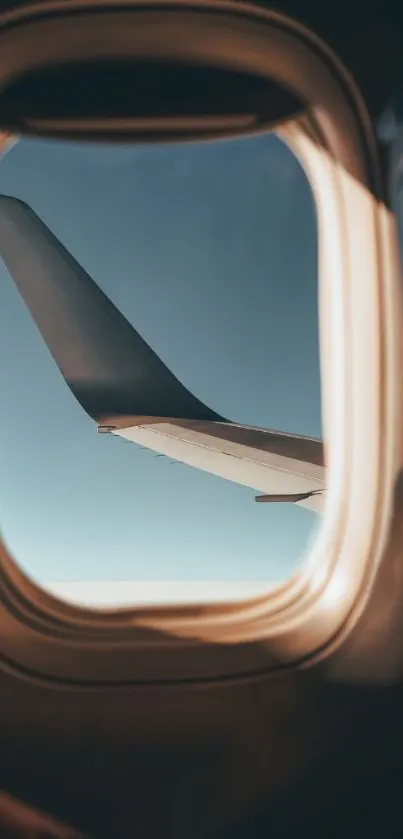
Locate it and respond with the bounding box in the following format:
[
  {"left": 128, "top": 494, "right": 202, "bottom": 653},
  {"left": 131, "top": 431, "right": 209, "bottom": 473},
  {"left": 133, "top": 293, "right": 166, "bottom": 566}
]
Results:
[{"left": 0, "top": 0, "right": 399, "bottom": 686}]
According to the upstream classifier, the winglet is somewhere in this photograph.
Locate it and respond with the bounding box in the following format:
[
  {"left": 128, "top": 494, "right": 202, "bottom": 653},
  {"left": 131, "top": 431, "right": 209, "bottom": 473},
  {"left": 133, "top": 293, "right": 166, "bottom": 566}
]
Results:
[{"left": 0, "top": 195, "right": 224, "bottom": 425}]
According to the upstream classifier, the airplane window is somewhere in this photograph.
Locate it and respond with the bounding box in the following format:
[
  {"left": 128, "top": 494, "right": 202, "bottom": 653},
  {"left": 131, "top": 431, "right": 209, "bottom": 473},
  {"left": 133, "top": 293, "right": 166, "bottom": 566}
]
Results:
[{"left": 0, "top": 132, "right": 321, "bottom": 608}]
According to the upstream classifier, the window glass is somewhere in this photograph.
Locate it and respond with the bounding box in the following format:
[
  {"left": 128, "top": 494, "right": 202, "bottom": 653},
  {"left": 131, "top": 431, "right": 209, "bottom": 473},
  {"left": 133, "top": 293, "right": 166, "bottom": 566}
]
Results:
[{"left": 0, "top": 132, "right": 320, "bottom": 607}]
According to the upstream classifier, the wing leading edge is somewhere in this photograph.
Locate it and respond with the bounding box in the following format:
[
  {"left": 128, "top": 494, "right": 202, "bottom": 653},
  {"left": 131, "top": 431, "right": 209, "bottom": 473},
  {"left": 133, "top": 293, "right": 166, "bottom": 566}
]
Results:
[{"left": 0, "top": 195, "right": 325, "bottom": 512}]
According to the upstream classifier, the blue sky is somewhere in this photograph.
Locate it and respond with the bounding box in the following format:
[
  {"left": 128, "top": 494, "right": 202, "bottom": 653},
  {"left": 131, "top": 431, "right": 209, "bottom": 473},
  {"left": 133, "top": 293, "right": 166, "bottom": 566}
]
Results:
[{"left": 0, "top": 131, "right": 320, "bottom": 596}]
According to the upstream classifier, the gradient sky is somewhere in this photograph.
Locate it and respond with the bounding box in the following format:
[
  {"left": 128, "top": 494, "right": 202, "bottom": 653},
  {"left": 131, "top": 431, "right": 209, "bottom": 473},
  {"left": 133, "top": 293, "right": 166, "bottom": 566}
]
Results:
[{"left": 0, "top": 131, "right": 320, "bottom": 598}]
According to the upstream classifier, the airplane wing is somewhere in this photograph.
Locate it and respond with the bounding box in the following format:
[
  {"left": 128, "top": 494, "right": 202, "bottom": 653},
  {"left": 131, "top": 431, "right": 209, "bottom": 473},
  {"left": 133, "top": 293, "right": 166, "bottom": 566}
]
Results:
[
  {"left": 0, "top": 195, "right": 325, "bottom": 512},
  {"left": 108, "top": 420, "right": 325, "bottom": 512}
]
